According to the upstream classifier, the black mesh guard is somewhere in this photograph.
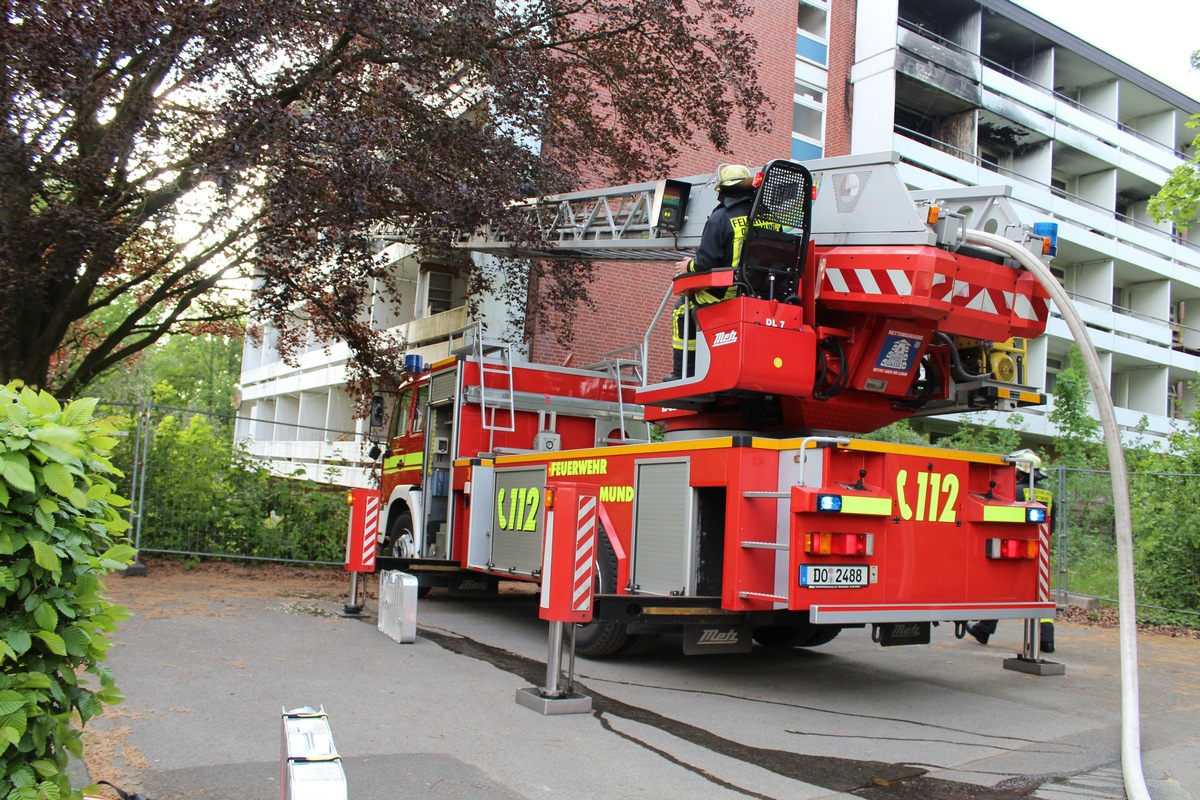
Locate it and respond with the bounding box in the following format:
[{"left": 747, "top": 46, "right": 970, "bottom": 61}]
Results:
[
  {"left": 739, "top": 160, "right": 814, "bottom": 301},
  {"left": 751, "top": 160, "right": 812, "bottom": 235}
]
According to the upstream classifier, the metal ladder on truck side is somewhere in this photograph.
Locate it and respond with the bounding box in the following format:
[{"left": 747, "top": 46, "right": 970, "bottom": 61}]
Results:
[
  {"left": 585, "top": 345, "right": 649, "bottom": 444},
  {"left": 454, "top": 323, "right": 516, "bottom": 437}
]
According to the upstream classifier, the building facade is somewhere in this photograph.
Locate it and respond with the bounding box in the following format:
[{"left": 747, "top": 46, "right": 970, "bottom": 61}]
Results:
[{"left": 236, "top": 0, "right": 1200, "bottom": 485}]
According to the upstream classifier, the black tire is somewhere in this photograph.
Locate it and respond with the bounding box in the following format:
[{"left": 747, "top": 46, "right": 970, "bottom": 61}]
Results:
[
  {"left": 794, "top": 626, "right": 840, "bottom": 648},
  {"left": 383, "top": 510, "right": 416, "bottom": 559},
  {"left": 617, "top": 633, "right": 661, "bottom": 655},
  {"left": 753, "top": 623, "right": 841, "bottom": 649},
  {"left": 573, "top": 523, "right": 630, "bottom": 658},
  {"left": 381, "top": 510, "right": 433, "bottom": 597},
  {"left": 752, "top": 625, "right": 808, "bottom": 648}
]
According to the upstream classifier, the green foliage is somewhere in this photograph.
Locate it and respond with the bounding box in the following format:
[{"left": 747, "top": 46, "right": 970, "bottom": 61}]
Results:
[
  {"left": 89, "top": 334, "right": 244, "bottom": 414},
  {"left": 934, "top": 412, "right": 1026, "bottom": 455},
  {"left": 1048, "top": 348, "right": 1101, "bottom": 468},
  {"left": 126, "top": 413, "right": 349, "bottom": 562},
  {"left": 0, "top": 382, "right": 134, "bottom": 800},
  {"left": 1149, "top": 114, "right": 1200, "bottom": 233},
  {"left": 1122, "top": 393, "right": 1200, "bottom": 613},
  {"left": 1057, "top": 468, "right": 1120, "bottom": 600},
  {"left": 857, "top": 420, "right": 930, "bottom": 446}
]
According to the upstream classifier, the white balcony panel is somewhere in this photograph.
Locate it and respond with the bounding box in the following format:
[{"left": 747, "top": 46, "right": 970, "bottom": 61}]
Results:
[{"left": 981, "top": 67, "right": 1054, "bottom": 116}]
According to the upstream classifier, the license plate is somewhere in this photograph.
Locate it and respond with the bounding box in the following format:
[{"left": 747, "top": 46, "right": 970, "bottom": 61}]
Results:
[{"left": 799, "top": 564, "right": 869, "bottom": 588}]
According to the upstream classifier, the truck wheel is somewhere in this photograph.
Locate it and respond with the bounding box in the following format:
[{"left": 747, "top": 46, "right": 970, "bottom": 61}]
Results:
[
  {"left": 618, "top": 633, "right": 661, "bottom": 655},
  {"left": 794, "top": 626, "right": 840, "bottom": 648},
  {"left": 385, "top": 511, "right": 416, "bottom": 559},
  {"left": 752, "top": 625, "right": 807, "bottom": 648},
  {"left": 753, "top": 624, "right": 842, "bottom": 648},
  {"left": 573, "top": 523, "right": 629, "bottom": 658}
]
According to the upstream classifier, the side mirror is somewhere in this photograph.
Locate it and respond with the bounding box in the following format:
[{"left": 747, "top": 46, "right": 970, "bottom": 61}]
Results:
[
  {"left": 369, "top": 395, "right": 385, "bottom": 428},
  {"left": 368, "top": 443, "right": 382, "bottom": 460}
]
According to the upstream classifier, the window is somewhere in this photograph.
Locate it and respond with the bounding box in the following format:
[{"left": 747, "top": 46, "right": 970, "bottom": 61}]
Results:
[
  {"left": 391, "top": 389, "right": 414, "bottom": 440},
  {"left": 1045, "top": 356, "right": 1062, "bottom": 394},
  {"left": 798, "top": 1, "right": 827, "bottom": 38},
  {"left": 792, "top": 79, "right": 825, "bottom": 161},
  {"left": 979, "top": 146, "right": 1002, "bottom": 171},
  {"left": 426, "top": 271, "right": 455, "bottom": 315},
  {"left": 793, "top": 103, "right": 823, "bottom": 142},
  {"left": 1112, "top": 285, "right": 1127, "bottom": 311},
  {"left": 797, "top": 0, "right": 828, "bottom": 65},
  {"left": 413, "top": 385, "right": 429, "bottom": 433},
  {"left": 1050, "top": 175, "right": 1069, "bottom": 200}
]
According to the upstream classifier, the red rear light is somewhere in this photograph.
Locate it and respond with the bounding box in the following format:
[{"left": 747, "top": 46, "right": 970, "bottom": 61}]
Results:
[
  {"left": 986, "top": 538, "right": 1038, "bottom": 559},
  {"left": 753, "top": 171, "right": 764, "bottom": 188},
  {"left": 804, "top": 532, "right": 874, "bottom": 556}
]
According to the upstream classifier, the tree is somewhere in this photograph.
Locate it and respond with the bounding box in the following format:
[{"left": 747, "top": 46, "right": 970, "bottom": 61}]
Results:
[
  {"left": 1148, "top": 50, "right": 1200, "bottom": 232},
  {"left": 1, "top": 0, "right": 770, "bottom": 396},
  {"left": 933, "top": 412, "right": 1026, "bottom": 456},
  {"left": 89, "top": 332, "right": 244, "bottom": 414},
  {"left": 1046, "top": 346, "right": 1101, "bottom": 468}
]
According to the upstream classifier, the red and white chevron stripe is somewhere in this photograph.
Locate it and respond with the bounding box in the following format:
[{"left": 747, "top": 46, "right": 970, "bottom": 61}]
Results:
[
  {"left": 572, "top": 496, "right": 598, "bottom": 612},
  {"left": 939, "top": 278, "right": 1047, "bottom": 323},
  {"left": 824, "top": 267, "right": 915, "bottom": 297},
  {"left": 1037, "top": 521, "right": 1051, "bottom": 603},
  {"left": 824, "top": 269, "right": 1047, "bottom": 325},
  {"left": 361, "top": 495, "right": 380, "bottom": 569}
]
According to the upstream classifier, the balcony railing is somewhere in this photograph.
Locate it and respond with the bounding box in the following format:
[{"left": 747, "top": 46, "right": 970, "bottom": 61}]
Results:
[{"left": 894, "top": 125, "right": 1196, "bottom": 252}]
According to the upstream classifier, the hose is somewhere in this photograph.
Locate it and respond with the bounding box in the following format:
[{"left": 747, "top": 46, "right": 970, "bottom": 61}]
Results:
[
  {"left": 934, "top": 330, "right": 993, "bottom": 382},
  {"left": 964, "top": 229, "right": 1149, "bottom": 800}
]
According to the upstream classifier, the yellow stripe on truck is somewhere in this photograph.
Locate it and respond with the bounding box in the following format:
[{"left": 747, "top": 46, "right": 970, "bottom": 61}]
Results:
[
  {"left": 839, "top": 496, "right": 893, "bottom": 516},
  {"left": 983, "top": 505, "right": 1027, "bottom": 523}
]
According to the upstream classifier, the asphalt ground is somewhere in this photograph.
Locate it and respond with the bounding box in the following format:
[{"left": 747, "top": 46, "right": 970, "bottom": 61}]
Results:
[{"left": 79, "top": 564, "right": 1200, "bottom": 800}]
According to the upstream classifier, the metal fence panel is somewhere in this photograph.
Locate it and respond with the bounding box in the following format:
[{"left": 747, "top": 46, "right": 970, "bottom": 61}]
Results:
[{"left": 100, "top": 402, "right": 352, "bottom": 565}]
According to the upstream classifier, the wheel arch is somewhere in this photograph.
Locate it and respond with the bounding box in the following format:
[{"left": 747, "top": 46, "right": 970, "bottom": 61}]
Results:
[{"left": 383, "top": 484, "right": 423, "bottom": 546}]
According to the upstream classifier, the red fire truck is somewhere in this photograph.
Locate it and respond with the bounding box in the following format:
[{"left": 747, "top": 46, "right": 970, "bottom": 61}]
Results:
[{"left": 357, "top": 155, "right": 1057, "bottom": 657}]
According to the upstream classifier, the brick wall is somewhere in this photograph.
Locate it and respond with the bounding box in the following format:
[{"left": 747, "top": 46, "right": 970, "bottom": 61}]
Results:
[
  {"left": 529, "top": 2, "right": 800, "bottom": 376},
  {"left": 826, "top": 0, "right": 858, "bottom": 157}
]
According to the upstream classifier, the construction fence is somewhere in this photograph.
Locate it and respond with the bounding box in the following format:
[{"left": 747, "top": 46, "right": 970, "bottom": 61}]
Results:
[
  {"left": 98, "top": 402, "right": 1199, "bottom": 621},
  {"left": 101, "top": 402, "right": 353, "bottom": 566}
]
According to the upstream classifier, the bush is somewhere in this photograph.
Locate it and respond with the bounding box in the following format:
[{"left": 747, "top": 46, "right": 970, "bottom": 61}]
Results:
[
  {"left": 0, "top": 384, "right": 135, "bottom": 800},
  {"left": 130, "top": 412, "right": 349, "bottom": 563}
]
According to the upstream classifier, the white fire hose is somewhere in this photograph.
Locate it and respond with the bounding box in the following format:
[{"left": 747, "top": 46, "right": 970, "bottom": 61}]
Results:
[{"left": 965, "top": 229, "right": 1150, "bottom": 800}]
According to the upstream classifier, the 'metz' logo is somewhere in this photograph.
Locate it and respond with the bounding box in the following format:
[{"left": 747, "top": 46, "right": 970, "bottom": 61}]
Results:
[
  {"left": 712, "top": 330, "right": 738, "bottom": 347},
  {"left": 697, "top": 628, "right": 742, "bottom": 645},
  {"left": 890, "top": 624, "right": 923, "bottom": 637},
  {"left": 457, "top": 579, "right": 489, "bottom": 591}
]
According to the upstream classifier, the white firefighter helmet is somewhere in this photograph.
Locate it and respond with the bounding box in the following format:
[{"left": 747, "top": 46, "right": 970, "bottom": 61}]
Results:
[
  {"left": 716, "top": 163, "right": 753, "bottom": 189},
  {"left": 1009, "top": 448, "right": 1043, "bottom": 473}
]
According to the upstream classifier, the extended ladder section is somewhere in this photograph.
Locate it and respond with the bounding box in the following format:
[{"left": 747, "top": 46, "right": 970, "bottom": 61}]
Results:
[{"left": 456, "top": 151, "right": 1038, "bottom": 261}]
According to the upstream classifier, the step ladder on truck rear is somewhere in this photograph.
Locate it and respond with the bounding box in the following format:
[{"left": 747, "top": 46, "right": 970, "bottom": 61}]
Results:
[{"left": 359, "top": 152, "right": 1060, "bottom": 660}]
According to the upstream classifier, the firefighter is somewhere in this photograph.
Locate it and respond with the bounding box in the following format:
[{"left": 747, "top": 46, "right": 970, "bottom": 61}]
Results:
[
  {"left": 666, "top": 163, "right": 756, "bottom": 381},
  {"left": 967, "top": 449, "right": 1056, "bottom": 653}
]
